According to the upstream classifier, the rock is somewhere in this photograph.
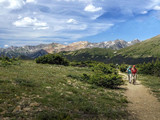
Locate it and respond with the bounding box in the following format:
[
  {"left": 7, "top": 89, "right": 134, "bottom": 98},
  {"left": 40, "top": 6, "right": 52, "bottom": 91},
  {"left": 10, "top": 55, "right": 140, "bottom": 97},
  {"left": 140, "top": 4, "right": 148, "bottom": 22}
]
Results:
[
  {"left": 23, "top": 107, "right": 31, "bottom": 112},
  {"left": 36, "top": 95, "right": 40, "bottom": 98},
  {"left": 0, "top": 111, "right": 6, "bottom": 115},
  {"left": 66, "top": 91, "right": 73, "bottom": 95},
  {"left": 46, "top": 86, "right": 51, "bottom": 89},
  {"left": 13, "top": 105, "right": 21, "bottom": 113},
  {"left": 36, "top": 108, "right": 43, "bottom": 112},
  {"left": 2, "top": 117, "right": 10, "bottom": 120},
  {"left": 30, "top": 102, "right": 40, "bottom": 107}
]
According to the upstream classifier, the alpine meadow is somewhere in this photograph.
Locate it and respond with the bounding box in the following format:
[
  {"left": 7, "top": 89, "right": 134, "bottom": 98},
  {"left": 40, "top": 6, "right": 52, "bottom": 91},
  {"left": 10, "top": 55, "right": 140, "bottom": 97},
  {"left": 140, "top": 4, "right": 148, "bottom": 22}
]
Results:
[{"left": 1, "top": 0, "right": 160, "bottom": 120}]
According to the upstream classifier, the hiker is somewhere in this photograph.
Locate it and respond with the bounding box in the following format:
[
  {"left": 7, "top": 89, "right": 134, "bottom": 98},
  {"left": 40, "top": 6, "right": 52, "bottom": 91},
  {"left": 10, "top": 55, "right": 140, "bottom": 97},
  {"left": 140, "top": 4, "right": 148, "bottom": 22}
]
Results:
[
  {"left": 126, "top": 66, "right": 132, "bottom": 83},
  {"left": 131, "top": 65, "right": 137, "bottom": 84}
]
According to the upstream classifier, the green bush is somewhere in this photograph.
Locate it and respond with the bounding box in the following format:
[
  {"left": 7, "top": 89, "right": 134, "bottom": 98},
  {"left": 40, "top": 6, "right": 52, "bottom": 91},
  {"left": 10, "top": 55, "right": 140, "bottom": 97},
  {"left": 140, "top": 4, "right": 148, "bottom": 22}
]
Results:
[
  {"left": 119, "top": 64, "right": 128, "bottom": 72},
  {"left": 70, "top": 61, "right": 99, "bottom": 67},
  {"left": 92, "top": 63, "right": 117, "bottom": 75},
  {"left": 35, "top": 54, "right": 69, "bottom": 66},
  {"left": 0, "top": 56, "right": 20, "bottom": 67},
  {"left": 89, "top": 73, "right": 124, "bottom": 88},
  {"left": 137, "top": 59, "right": 160, "bottom": 77},
  {"left": 68, "top": 63, "right": 124, "bottom": 89}
]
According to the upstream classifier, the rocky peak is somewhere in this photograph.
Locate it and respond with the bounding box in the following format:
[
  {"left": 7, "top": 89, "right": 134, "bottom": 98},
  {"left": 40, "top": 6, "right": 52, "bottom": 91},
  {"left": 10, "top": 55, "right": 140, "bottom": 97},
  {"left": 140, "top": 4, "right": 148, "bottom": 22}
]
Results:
[
  {"left": 128, "top": 39, "right": 141, "bottom": 45},
  {"left": 0, "top": 39, "right": 141, "bottom": 58}
]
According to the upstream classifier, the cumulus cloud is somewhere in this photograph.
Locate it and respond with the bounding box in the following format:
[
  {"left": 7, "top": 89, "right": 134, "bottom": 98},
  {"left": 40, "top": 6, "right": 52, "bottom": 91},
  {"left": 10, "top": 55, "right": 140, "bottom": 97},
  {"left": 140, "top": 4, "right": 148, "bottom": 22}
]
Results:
[
  {"left": 26, "top": 0, "right": 37, "bottom": 3},
  {"left": 153, "top": 5, "right": 160, "bottom": 10},
  {"left": 13, "top": 17, "right": 49, "bottom": 30},
  {"left": 67, "top": 19, "right": 78, "bottom": 24},
  {"left": 84, "top": 4, "right": 102, "bottom": 12},
  {"left": 4, "top": 45, "right": 9, "bottom": 48},
  {"left": 1, "top": 0, "right": 160, "bottom": 47},
  {"left": 0, "top": 0, "right": 25, "bottom": 10},
  {"left": 141, "top": 11, "right": 148, "bottom": 14}
]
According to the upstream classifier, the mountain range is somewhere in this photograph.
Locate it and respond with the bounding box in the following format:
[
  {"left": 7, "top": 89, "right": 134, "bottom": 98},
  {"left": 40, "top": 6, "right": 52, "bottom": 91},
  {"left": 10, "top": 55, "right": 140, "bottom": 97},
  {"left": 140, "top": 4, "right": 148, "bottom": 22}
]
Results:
[{"left": 0, "top": 39, "right": 140, "bottom": 59}]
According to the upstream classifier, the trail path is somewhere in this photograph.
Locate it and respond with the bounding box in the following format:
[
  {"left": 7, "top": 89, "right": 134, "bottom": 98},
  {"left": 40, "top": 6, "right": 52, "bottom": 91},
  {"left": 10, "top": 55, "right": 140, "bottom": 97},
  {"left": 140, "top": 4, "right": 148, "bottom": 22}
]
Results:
[{"left": 119, "top": 72, "right": 160, "bottom": 120}]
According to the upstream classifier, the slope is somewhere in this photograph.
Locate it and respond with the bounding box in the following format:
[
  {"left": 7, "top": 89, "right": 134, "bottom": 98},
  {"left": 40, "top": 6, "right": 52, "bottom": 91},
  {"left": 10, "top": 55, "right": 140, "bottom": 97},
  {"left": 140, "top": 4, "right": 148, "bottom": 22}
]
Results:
[
  {"left": 0, "top": 60, "right": 130, "bottom": 119},
  {"left": 118, "top": 35, "right": 160, "bottom": 58},
  {"left": 59, "top": 48, "right": 115, "bottom": 62}
]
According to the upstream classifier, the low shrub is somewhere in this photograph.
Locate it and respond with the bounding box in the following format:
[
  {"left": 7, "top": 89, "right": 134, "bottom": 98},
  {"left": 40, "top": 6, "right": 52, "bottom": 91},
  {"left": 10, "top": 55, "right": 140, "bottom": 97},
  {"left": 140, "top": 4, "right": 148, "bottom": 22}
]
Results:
[
  {"left": 35, "top": 54, "right": 69, "bottom": 66},
  {"left": 89, "top": 73, "right": 124, "bottom": 88},
  {"left": 119, "top": 64, "right": 128, "bottom": 72},
  {"left": 92, "top": 63, "right": 115, "bottom": 74},
  {"left": 70, "top": 61, "right": 99, "bottom": 67},
  {"left": 0, "top": 56, "right": 20, "bottom": 67},
  {"left": 68, "top": 63, "right": 124, "bottom": 89},
  {"left": 137, "top": 59, "right": 160, "bottom": 77}
]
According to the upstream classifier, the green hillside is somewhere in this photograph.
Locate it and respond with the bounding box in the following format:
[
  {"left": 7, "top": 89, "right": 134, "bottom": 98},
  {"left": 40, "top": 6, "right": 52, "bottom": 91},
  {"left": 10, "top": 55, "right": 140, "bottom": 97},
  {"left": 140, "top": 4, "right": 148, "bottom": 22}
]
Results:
[
  {"left": 0, "top": 60, "right": 130, "bottom": 120},
  {"left": 59, "top": 47, "right": 156, "bottom": 64},
  {"left": 118, "top": 35, "right": 160, "bottom": 58},
  {"left": 60, "top": 48, "right": 115, "bottom": 62}
]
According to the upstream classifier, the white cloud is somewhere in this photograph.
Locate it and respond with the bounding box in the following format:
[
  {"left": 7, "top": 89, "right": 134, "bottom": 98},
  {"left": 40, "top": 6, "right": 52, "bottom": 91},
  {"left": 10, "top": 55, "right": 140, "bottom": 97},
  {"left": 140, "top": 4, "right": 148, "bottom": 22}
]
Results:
[
  {"left": 141, "top": 11, "right": 148, "bottom": 14},
  {"left": 67, "top": 19, "right": 78, "bottom": 24},
  {"left": 153, "top": 5, "right": 160, "bottom": 10},
  {"left": 26, "top": 0, "right": 37, "bottom": 3},
  {"left": 35, "top": 26, "right": 49, "bottom": 30},
  {"left": 33, "top": 12, "right": 37, "bottom": 15},
  {"left": 84, "top": 4, "right": 102, "bottom": 12},
  {"left": 2, "top": 0, "right": 160, "bottom": 47},
  {"left": 6, "top": 0, "right": 25, "bottom": 9},
  {"left": 18, "top": 15, "right": 22, "bottom": 19},
  {"left": 4, "top": 45, "right": 9, "bottom": 48},
  {"left": 13, "top": 17, "right": 49, "bottom": 30}
]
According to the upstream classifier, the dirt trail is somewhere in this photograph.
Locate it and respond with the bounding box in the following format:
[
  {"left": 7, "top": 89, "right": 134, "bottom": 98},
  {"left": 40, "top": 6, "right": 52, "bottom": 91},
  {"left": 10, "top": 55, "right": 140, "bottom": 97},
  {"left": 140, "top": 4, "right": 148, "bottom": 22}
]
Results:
[{"left": 120, "top": 72, "right": 160, "bottom": 120}]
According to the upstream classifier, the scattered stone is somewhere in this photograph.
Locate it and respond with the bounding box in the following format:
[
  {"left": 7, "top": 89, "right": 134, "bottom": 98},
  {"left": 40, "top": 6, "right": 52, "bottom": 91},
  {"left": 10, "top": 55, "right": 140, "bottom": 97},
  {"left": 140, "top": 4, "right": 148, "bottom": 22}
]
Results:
[
  {"left": 13, "top": 105, "right": 21, "bottom": 113},
  {"left": 36, "top": 108, "right": 43, "bottom": 112},
  {"left": 2, "top": 117, "right": 10, "bottom": 120},
  {"left": 66, "top": 91, "right": 73, "bottom": 95},
  {"left": 36, "top": 95, "right": 40, "bottom": 98},
  {"left": 46, "top": 86, "right": 51, "bottom": 89},
  {"left": 0, "top": 111, "right": 6, "bottom": 115},
  {"left": 23, "top": 107, "right": 31, "bottom": 112},
  {"left": 30, "top": 102, "right": 40, "bottom": 107}
]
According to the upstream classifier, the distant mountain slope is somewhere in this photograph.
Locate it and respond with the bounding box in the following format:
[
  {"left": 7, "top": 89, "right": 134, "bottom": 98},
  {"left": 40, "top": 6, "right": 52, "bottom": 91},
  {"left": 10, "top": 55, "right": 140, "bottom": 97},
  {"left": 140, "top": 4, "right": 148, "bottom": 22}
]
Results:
[
  {"left": 59, "top": 48, "right": 115, "bottom": 62},
  {"left": 60, "top": 48, "right": 157, "bottom": 64},
  {"left": 118, "top": 35, "right": 160, "bottom": 58},
  {"left": 0, "top": 39, "right": 140, "bottom": 59}
]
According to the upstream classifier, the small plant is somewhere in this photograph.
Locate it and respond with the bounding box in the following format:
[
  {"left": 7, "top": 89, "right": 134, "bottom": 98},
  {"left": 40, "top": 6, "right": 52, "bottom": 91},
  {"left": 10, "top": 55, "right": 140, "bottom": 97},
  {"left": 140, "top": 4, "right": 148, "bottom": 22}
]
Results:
[
  {"left": 14, "top": 78, "right": 37, "bottom": 87},
  {"left": 37, "top": 111, "right": 73, "bottom": 120}
]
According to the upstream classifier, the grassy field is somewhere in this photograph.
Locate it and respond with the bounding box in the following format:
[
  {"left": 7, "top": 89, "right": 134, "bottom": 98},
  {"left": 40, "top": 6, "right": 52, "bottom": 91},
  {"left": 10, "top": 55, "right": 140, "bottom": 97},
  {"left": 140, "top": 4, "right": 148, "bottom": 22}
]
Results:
[
  {"left": 0, "top": 60, "right": 130, "bottom": 120},
  {"left": 138, "top": 74, "right": 160, "bottom": 101}
]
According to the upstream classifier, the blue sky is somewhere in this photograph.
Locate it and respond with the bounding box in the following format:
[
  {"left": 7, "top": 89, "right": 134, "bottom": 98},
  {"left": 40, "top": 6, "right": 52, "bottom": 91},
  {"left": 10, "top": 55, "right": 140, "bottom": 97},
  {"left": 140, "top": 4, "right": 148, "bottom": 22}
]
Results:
[{"left": 1, "top": 0, "right": 160, "bottom": 47}]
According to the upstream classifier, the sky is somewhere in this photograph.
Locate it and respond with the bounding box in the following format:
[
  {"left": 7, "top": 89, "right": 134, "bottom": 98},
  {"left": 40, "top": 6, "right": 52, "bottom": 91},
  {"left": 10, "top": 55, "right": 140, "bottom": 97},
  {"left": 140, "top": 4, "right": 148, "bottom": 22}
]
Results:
[{"left": 1, "top": 0, "right": 160, "bottom": 48}]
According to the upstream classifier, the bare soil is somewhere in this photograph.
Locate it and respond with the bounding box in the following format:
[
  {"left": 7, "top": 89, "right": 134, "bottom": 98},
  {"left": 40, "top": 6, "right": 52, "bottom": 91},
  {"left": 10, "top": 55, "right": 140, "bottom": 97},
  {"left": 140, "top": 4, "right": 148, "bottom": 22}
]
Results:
[{"left": 120, "top": 72, "right": 160, "bottom": 120}]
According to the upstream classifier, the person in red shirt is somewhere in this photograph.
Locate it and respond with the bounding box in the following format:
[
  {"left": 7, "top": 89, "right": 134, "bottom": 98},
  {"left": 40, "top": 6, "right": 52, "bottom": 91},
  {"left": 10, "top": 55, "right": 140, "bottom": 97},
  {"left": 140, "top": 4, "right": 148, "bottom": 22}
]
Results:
[{"left": 131, "top": 65, "right": 137, "bottom": 85}]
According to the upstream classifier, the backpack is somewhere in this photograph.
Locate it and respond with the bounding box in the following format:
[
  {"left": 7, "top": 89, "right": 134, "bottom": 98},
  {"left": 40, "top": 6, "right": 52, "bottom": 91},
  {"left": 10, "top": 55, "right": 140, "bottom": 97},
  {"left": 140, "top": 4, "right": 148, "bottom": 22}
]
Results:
[
  {"left": 128, "top": 68, "right": 131, "bottom": 72},
  {"left": 132, "top": 68, "right": 137, "bottom": 73}
]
